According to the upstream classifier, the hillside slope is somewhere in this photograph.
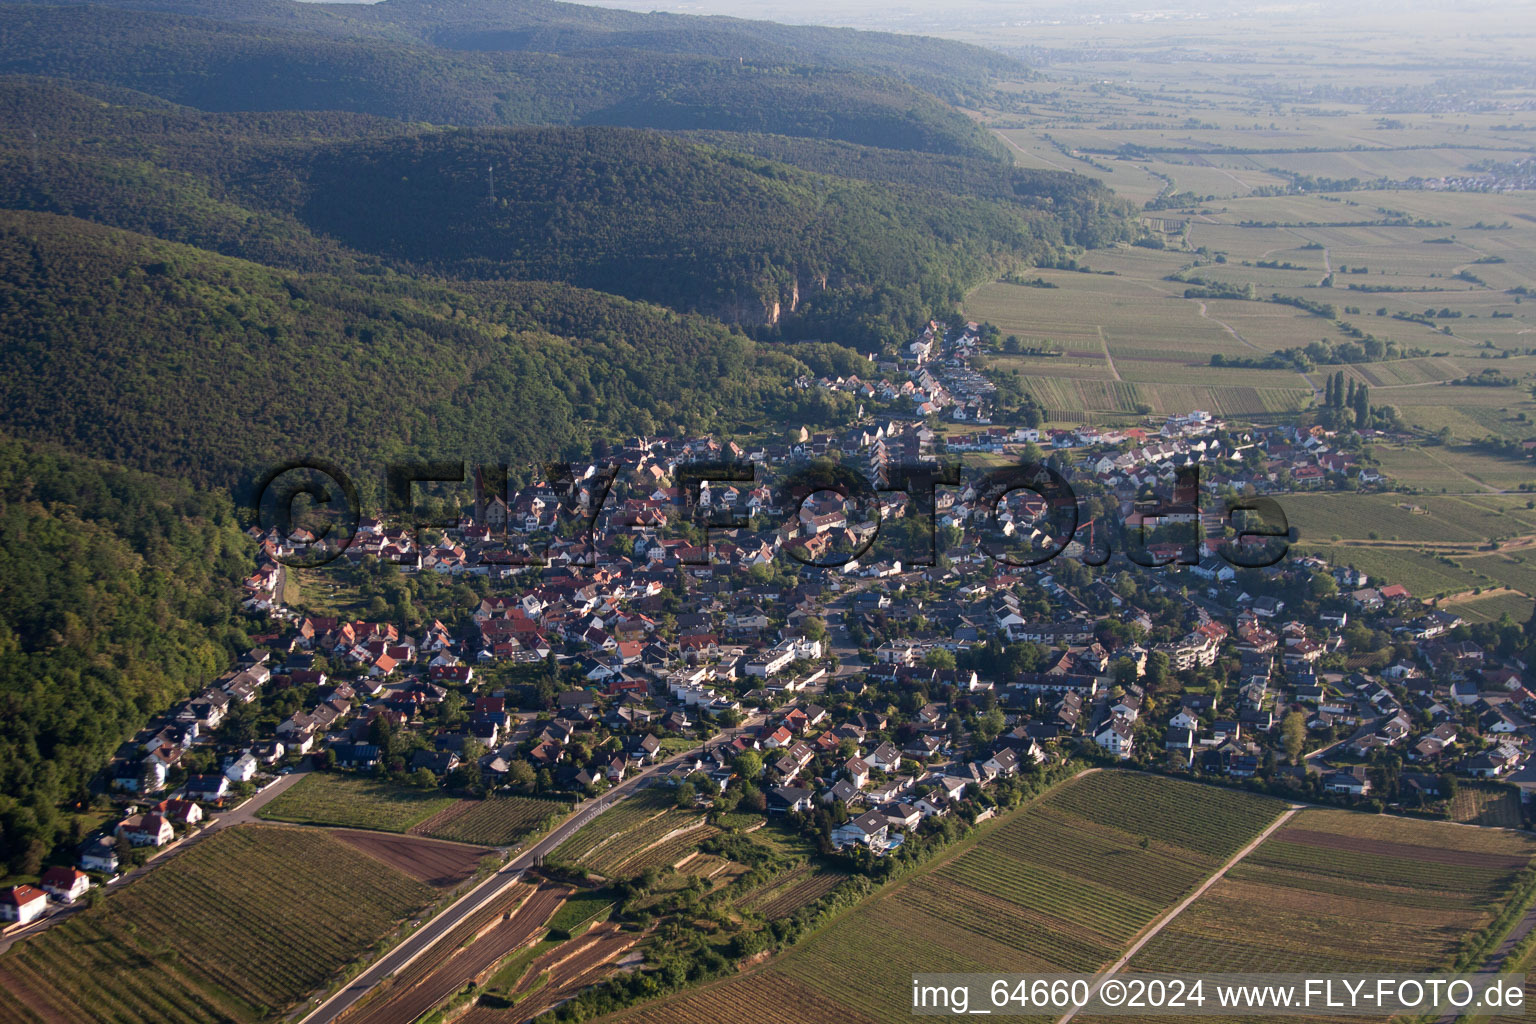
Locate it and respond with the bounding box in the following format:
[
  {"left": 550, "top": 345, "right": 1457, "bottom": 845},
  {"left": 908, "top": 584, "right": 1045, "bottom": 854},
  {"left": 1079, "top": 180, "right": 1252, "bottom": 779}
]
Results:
[
  {"left": 0, "top": 3, "right": 1005, "bottom": 159},
  {"left": 0, "top": 210, "right": 847, "bottom": 485},
  {"left": 0, "top": 434, "right": 252, "bottom": 874}
]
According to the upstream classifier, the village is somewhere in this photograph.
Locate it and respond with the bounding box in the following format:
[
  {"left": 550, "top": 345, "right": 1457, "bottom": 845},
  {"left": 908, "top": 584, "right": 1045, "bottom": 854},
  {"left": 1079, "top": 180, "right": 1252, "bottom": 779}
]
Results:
[{"left": 4, "top": 321, "right": 1533, "bottom": 934}]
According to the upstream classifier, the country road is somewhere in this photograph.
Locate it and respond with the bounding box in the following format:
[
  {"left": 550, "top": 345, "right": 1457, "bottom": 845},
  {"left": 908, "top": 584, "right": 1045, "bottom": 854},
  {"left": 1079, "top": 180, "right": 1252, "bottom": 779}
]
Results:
[{"left": 294, "top": 739, "right": 731, "bottom": 1024}]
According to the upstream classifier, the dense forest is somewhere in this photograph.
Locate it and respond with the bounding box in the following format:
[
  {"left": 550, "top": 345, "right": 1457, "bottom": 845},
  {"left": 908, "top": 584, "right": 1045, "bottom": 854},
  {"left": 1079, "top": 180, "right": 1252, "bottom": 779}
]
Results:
[
  {"left": 0, "top": 80, "right": 1129, "bottom": 346},
  {"left": 0, "top": 3, "right": 1005, "bottom": 160},
  {"left": 33, "top": 0, "right": 1024, "bottom": 107},
  {"left": 0, "top": 210, "right": 856, "bottom": 487},
  {"left": 0, "top": 435, "right": 253, "bottom": 872}
]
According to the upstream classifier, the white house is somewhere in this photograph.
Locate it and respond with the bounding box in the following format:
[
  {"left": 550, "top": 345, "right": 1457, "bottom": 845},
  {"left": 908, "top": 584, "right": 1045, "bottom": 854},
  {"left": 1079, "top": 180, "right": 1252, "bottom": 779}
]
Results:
[
  {"left": 224, "top": 751, "right": 258, "bottom": 783},
  {"left": 0, "top": 885, "right": 48, "bottom": 924},
  {"left": 1094, "top": 718, "right": 1135, "bottom": 759},
  {"left": 831, "top": 810, "right": 890, "bottom": 851},
  {"left": 116, "top": 812, "right": 174, "bottom": 847},
  {"left": 39, "top": 866, "right": 91, "bottom": 903}
]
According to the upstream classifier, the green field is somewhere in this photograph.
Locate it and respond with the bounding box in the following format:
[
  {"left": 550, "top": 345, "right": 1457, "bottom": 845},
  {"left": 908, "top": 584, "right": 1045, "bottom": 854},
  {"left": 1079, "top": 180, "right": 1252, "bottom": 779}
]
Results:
[
  {"left": 258, "top": 773, "right": 458, "bottom": 832},
  {"left": 1284, "top": 492, "right": 1536, "bottom": 546},
  {"left": 611, "top": 771, "right": 1284, "bottom": 1024},
  {"left": 0, "top": 827, "right": 436, "bottom": 1024},
  {"left": 1295, "top": 542, "right": 1488, "bottom": 600}
]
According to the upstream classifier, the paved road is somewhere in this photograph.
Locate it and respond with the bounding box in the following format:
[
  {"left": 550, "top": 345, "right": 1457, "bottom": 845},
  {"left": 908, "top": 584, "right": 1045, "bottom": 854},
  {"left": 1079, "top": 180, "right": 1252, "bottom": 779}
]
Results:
[
  {"left": 294, "top": 741, "right": 726, "bottom": 1024},
  {"left": 1438, "top": 898, "right": 1536, "bottom": 1023}
]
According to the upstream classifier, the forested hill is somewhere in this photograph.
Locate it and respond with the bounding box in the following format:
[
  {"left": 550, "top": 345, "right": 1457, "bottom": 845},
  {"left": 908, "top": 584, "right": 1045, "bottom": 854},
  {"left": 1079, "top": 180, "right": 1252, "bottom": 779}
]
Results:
[
  {"left": 0, "top": 210, "right": 854, "bottom": 487},
  {"left": 0, "top": 434, "right": 253, "bottom": 874},
  {"left": 0, "top": 81, "right": 1129, "bottom": 346},
  {"left": 18, "top": 0, "right": 1023, "bottom": 105},
  {"left": 0, "top": 2, "right": 1006, "bottom": 160},
  {"left": 249, "top": 126, "right": 1065, "bottom": 337}
]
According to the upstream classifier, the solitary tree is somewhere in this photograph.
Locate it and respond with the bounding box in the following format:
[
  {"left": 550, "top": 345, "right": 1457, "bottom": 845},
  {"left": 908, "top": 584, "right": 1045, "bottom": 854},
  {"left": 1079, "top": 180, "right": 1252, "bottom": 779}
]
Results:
[{"left": 1282, "top": 711, "right": 1308, "bottom": 762}]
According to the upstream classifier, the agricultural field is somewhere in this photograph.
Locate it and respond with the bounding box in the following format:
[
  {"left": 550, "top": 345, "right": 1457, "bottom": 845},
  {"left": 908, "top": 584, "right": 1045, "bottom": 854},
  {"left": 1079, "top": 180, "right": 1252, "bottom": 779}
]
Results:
[
  {"left": 608, "top": 771, "right": 1284, "bottom": 1024},
  {"left": 1282, "top": 492, "right": 1536, "bottom": 546},
  {"left": 1293, "top": 542, "right": 1488, "bottom": 600},
  {"left": 344, "top": 883, "right": 570, "bottom": 1024},
  {"left": 411, "top": 794, "right": 571, "bottom": 847},
  {"left": 0, "top": 827, "right": 437, "bottom": 1024},
  {"left": 613, "top": 970, "right": 883, "bottom": 1024},
  {"left": 257, "top": 772, "right": 458, "bottom": 832},
  {"left": 330, "top": 829, "right": 495, "bottom": 888},
  {"left": 1116, "top": 808, "right": 1536, "bottom": 979},
  {"left": 1372, "top": 444, "right": 1536, "bottom": 493},
  {"left": 1447, "top": 590, "right": 1536, "bottom": 625}
]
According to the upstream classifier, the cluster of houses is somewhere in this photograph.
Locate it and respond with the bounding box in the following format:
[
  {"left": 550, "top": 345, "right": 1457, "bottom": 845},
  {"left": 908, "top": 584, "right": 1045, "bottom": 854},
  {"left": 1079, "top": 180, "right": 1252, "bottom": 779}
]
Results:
[{"left": 19, "top": 316, "right": 1531, "bottom": 931}]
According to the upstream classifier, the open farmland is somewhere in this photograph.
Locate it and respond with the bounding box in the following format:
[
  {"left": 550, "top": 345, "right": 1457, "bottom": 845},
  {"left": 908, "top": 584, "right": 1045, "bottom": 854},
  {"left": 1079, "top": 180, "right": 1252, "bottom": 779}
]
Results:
[
  {"left": 411, "top": 794, "right": 571, "bottom": 847},
  {"left": 962, "top": 274, "right": 1319, "bottom": 424},
  {"left": 605, "top": 771, "right": 1284, "bottom": 1024},
  {"left": 1101, "top": 808, "right": 1536, "bottom": 1022},
  {"left": 610, "top": 970, "right": 883, "bottom": 1024},
  {"left": 1293, "top": 542, "right": 1488, "bottom": 600},
  {"left": 0, "top": 827, "right": 436, "bottom": 1024},
  {"left": 257, "top": 772, "right": 458, "bottom": 832},
  {"left": 1283, "top": 492, "right": 1536, "bottom": 546}
]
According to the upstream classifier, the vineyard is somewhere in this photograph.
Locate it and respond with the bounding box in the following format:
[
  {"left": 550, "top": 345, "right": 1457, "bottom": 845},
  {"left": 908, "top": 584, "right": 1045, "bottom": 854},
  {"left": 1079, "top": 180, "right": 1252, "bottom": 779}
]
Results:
[
  {"left": 552, "top": 790, "right": 712, "bottom": 879},
  {"left": 1122, "top": 808, "right": 1536, "bottom": 983},
  {"left": 605, "top": 825, "right": 720, "bottom": 876},
  {"left": 344, "top": 883, "right": 570, "bottom": 1024},
  {"left": 739, "top": 863, "right": 849, "bottom": 920},
  {"left": 609, "top": 770, "right": 1285, "bottom": 1024},
  {"left": 552, "top": 791, "right": 675, "bottom": 864},
  {"left": 1447, "top": 783, "right": 1526, "bottom": 828},
  {"left": 0, "top": 827, "right": 436, "bottom": 1024},
  {"left": 412, "top": 794, "right": 571, "bottom": 847},
  {"left": 613, "top": 970, "right": 884, "bottom": 1024},
  {"left": 257, "top": 773, "right": 457, "bottom": 832}
]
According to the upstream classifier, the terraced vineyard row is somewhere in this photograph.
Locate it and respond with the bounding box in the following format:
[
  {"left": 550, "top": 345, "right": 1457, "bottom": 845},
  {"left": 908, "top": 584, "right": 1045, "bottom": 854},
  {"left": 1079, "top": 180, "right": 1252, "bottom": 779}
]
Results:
[
  {"left": 552, "top": 791, "right": 675, "bottom": 865},
  {"left": 608, "top": 825, "right": 720, "bottom": 876},
  {"left": 345, "top": 883, "right": 570, "bottom": 1024},
  {"left": 739, "top": 863, "right": 849, "bottom": 920},
  {"left": 582, "top": 811, "right": 706, "bottom": 877},
  {"left": 603, "top": 971, "right": 882, "bottom": 1024},
  {"left": 0, "top": 827, "right": 436, "bottom": 1024}
]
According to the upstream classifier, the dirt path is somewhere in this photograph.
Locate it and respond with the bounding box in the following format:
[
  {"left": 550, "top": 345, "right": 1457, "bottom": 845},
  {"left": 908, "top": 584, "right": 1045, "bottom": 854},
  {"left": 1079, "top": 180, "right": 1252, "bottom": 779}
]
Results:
[
  {"left": 1194, "top": 299, "right": 1267, "bottom": 353},
  {"left": 993, "top": 128, "right": 1074, "bottom": 172},
  {"left": 1056, "top": 806, "right": 1301, "bottom": 1024},
  {"left": 1436, "top": 586, "right": 1532, "bottom": 606},
  {"left": 1097, "top": 326, "right": 1122, "bottom": 381}
]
